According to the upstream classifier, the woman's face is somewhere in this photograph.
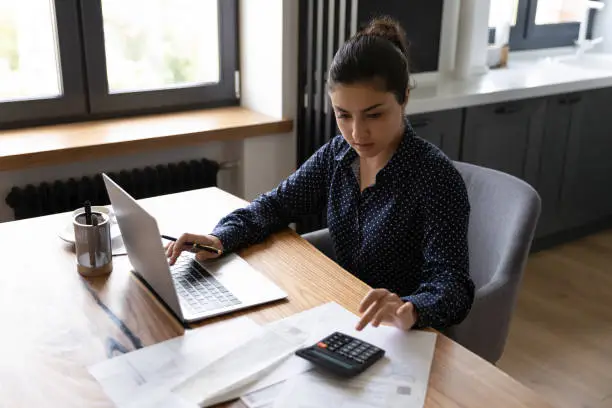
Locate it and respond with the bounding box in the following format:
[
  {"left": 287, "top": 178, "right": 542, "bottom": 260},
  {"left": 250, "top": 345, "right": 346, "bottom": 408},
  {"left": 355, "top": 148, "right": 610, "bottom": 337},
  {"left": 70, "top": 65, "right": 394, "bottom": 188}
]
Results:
[{"left": 329, "top": 82, "right": 406, "bottom": 159}]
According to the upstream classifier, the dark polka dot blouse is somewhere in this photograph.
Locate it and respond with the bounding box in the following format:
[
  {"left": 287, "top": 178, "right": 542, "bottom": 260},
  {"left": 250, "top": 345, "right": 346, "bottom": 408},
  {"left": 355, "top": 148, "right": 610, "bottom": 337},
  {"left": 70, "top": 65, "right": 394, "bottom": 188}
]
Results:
[{"left": 212, "top": 121, "right": 475, "bottom": 330}]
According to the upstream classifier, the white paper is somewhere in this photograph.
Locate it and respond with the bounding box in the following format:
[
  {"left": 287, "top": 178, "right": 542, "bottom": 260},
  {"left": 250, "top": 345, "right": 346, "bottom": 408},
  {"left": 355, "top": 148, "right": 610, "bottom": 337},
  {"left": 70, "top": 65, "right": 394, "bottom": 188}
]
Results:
[
  {"left": 236, "top": 301, "right": 391, "bottom": 396},
  {"left": 171, "top": 322, "right": 309, "bottom": 407},
  {"left": 89, "top": 302, "right": 436, "bottom": 408},
  {"left": 88, "top": 316, "right": 263, "bottom": 408},
  {"left": 273, "top": 369, "right": 416, "bottom": 408},
  {"left": 354, "top": 328, "right": 437, "bottom": 407},
  {"left": 247, "top": 304, "right": 438, "bottom": 408},
  {"left": 240, "top": 382, "right": 285, "bottom": 408},
  {"left": 271, "top": 324, "right": 437, "bottom": 408}
]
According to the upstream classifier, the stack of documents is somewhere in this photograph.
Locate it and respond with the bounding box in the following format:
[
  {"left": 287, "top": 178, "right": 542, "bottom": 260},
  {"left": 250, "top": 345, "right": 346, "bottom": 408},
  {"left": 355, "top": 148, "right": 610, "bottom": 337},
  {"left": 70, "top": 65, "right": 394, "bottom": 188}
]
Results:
[{"left": 88, "top": 302, "right": 437, "bottom": 408}]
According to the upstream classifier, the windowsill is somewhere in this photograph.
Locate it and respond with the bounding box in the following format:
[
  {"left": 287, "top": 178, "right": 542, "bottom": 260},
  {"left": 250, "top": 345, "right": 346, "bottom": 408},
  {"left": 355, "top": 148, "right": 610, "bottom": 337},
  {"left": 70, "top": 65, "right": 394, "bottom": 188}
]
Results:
[
  {"left": 0, "top": 107, "right": 293, "bottom": 171},
  {"left": 508, "top": 46, "right": 580, "bottom": 61}
]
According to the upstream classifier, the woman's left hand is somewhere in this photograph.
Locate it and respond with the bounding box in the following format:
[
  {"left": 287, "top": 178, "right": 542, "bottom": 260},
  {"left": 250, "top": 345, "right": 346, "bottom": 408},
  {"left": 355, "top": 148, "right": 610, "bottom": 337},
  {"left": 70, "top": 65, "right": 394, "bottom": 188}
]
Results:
[{"left": 355, "top": 288, "right": 418, "bottom": 331}]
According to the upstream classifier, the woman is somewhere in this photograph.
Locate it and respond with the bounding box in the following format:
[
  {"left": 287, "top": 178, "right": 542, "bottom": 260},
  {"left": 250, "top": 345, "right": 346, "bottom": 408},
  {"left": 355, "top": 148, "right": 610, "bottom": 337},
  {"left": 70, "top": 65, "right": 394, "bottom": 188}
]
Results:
[{"left": 166, "top": 17, "right": 474, "bottom": 332}]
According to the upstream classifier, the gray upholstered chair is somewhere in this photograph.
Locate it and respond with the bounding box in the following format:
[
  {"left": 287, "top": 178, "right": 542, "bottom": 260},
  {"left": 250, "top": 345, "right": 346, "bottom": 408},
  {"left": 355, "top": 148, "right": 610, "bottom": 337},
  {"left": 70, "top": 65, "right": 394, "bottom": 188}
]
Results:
[{"left": 301, "top": 161, "right": 541, "bottom": 364}]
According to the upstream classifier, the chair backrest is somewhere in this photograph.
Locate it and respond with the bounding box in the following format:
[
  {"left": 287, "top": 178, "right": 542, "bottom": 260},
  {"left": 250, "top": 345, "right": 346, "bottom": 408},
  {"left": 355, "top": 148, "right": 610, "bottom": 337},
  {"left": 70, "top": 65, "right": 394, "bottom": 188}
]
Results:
[{"left": 447, "top": 161, "right": 541, "bottom": 363}]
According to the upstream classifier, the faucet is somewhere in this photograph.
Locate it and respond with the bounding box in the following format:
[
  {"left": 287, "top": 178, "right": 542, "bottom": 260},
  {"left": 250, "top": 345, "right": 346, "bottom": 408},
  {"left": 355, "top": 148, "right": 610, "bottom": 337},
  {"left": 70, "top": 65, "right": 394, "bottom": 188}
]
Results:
[{"left": 575, "top": 0, "right": 605, "bottom": 56}]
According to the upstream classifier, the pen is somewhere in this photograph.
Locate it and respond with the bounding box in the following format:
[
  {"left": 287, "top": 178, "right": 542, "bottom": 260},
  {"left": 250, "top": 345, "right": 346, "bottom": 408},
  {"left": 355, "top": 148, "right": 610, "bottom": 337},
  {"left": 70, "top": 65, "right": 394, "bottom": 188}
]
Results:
[
  {"left": 84, "top": 200, "right": 95, "bottom": 267},
  {"left": 161, "top": 235, "right": 223, "bottom": 255},
  {"left": 91, "top": 215, "right": 98, "bottom": 267},
  {"left": 84, "top": 200, "right": 92, "bottom": 225}
]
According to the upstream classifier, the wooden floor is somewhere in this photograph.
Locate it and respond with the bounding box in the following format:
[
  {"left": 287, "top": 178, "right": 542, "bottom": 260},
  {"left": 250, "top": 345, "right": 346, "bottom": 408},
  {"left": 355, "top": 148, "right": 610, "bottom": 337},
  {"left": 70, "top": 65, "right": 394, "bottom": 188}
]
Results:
[{"left": 497, "top": 229, "right": 612, "bottom": 408}]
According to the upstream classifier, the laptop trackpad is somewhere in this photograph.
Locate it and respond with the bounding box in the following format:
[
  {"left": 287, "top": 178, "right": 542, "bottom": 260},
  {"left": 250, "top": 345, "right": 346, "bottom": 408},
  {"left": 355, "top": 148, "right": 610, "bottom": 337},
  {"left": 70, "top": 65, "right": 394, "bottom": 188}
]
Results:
[{"left": 196, "top": 254, "right": 283, "bottom": 302}]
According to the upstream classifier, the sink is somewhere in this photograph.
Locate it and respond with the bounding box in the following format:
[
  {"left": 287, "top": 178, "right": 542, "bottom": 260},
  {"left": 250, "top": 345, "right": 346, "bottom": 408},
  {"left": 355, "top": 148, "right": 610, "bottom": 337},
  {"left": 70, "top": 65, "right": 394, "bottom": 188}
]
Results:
[{"left": 555, "top": 53, "right": 612, "bottom": 72}]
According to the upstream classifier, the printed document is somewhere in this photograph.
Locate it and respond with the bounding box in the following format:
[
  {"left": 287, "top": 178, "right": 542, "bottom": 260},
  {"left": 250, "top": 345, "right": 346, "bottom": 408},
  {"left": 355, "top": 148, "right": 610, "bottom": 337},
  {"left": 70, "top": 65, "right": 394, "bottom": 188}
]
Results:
[{"left": 88, "top": 316, "right": 263, "bottom": 408}]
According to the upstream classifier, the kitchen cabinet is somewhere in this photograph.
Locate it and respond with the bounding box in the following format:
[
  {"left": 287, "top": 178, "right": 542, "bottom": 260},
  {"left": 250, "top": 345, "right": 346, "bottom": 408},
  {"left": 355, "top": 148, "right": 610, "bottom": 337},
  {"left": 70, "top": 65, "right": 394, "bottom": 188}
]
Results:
[
  {"left": 558, "top": 87, "right": 612, "bottom": 229},
  {"left": 403, "top": 86, "right": 612, "bottom": 245},
  {"left": 461, "top": 98, "right": 546, "bottom": 187},
  {"left": 458, "top": 88, "right": 612, "bottom": 242},
  {"left": 408, "top": 109, "right": 463, "bottom": 160},
  {"left": 534, "top": 93, "right": 577, "bottom": 238}
]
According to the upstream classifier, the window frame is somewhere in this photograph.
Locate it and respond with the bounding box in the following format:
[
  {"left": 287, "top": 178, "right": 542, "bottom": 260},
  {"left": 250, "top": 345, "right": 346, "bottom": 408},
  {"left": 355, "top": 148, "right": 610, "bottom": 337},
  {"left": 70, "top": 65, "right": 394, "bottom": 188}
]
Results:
[
  {"left": 0, "top": 0, "right": 239, "bottom": 128},
  {"left": 490, "top": 0, "right": 592, "bottom": 51},
  {"left": 0, "top": 0, "right": 87, "bottom": 125},
  {"left": 512, "top": 0, "right": 581, "bottom": 50},
  {"left": 79, "top": 0, "right": 238, "bottom": 115}
]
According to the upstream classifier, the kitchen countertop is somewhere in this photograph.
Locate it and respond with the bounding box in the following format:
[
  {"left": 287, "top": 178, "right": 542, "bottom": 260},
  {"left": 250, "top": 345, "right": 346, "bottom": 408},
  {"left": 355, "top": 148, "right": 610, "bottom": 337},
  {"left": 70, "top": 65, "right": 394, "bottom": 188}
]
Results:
[{"left": 406, "top": 49, "right": 612, "bottom": 115}]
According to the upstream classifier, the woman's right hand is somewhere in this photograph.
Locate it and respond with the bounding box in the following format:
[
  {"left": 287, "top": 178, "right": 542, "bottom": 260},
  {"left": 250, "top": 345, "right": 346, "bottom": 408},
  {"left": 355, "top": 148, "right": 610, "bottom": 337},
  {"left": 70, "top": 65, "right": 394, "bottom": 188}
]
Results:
[{"left": 165, "top": 233, "right": 224, "bottom": 265}]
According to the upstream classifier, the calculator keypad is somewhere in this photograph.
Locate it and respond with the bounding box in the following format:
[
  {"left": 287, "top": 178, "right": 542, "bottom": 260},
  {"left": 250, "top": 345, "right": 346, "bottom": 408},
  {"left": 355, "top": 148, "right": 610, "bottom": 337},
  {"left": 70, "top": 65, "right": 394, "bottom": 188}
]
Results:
[{"left": 317, "top": 332, "right": 381, "bottom": 365}]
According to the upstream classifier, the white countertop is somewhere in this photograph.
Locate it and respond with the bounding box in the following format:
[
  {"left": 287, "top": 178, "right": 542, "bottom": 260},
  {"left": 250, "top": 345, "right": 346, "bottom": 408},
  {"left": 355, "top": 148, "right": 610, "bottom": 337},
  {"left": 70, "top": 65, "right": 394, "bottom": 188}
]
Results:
[{"left": 406, "top": 49, "right": 612, "bottom": 115}]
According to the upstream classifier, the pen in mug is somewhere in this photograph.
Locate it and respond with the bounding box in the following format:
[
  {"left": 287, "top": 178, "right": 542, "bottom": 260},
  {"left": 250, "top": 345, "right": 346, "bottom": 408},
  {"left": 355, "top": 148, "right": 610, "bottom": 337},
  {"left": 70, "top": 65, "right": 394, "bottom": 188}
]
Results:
[
  {"left": 161, "top": 235, "right": 223, "bottom": 255},
  {"left": 91, "top": 215, "right": 98, "bottom": 267}
]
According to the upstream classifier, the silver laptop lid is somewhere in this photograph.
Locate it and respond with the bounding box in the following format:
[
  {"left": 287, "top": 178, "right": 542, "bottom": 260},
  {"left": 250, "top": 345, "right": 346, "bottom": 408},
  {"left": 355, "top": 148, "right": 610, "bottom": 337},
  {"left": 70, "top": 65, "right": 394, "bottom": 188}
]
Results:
[{"left": 102, "top": 173, "right": 183, "bottom": 320}]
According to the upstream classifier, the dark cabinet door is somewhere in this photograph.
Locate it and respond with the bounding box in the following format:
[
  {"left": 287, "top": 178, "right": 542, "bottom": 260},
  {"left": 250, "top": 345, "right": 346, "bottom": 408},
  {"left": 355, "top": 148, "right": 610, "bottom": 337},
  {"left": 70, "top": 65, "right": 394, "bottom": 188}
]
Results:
[
  {"left": 559, "top": 87, "right": 612, "bottom": 228},
  {"left": 408, "top": 109, "right": 463, "bottom": 160},
  {"left": 534, "top": 93, "right": 577, "bottom": 238},
  {"left": 461, "top": 98, "right": 546, "bottom": 187}
]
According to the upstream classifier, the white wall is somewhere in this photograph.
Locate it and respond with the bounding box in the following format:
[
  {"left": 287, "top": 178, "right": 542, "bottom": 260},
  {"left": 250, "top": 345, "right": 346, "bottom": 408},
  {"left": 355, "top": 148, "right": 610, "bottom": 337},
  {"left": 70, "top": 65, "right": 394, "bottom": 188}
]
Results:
[
  {"left": 239, "top": 0, "right": 298, "bottom": 200},
  {"left": 439, "top": 0, "right": 491, "bottom": 79},
  {"left": 438, "top": 0, "right": 461, "bottom": 75},
  {"left": 0, "top": 0, "right": 299, "bottom": 222}
]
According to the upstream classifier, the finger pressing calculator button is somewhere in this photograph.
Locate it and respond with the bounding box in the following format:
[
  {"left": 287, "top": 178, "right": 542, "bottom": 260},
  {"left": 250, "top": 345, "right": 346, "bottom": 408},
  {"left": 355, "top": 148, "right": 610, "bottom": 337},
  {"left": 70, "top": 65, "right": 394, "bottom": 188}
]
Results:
[{"left": 317, "top": 342, "right": 328, "bottom": 348}]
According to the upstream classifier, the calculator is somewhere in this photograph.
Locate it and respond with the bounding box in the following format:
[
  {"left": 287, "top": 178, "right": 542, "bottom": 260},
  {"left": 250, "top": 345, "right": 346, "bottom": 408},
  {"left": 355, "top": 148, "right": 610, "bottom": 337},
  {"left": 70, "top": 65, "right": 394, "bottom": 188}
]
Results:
[{"left": 295, "top": 332, "right": 385, "bottom": 377}]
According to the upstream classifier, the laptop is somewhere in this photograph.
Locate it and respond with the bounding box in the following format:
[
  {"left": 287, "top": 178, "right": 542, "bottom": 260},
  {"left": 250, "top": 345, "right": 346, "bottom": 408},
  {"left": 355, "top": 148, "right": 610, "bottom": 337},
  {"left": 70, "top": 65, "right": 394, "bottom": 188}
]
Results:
[{"left": 102, "top": 173, "right": 288, "bottom": 324}]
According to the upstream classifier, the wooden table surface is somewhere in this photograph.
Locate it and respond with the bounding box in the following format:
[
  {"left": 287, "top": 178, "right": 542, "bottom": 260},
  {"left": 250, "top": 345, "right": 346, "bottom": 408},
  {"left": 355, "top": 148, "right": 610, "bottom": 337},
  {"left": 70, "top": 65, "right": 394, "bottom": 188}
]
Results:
[{"left": 0, "top": 187, "right": 553, "bottom": 408}]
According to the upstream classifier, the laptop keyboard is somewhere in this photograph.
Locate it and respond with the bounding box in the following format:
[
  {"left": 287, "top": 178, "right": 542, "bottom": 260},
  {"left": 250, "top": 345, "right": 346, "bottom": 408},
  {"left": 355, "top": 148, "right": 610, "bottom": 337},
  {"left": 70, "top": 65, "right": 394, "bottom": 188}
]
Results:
[{"left": 170, "top": 255, "right": 241, "bottom": 314}]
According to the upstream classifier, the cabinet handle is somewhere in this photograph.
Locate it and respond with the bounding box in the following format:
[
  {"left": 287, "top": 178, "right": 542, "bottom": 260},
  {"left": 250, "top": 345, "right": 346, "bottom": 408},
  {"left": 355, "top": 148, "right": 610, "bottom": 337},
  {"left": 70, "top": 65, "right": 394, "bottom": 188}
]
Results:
[
  {"left": 559, "top": 95, "right": 582, "bottom": 105},
  {"left": 410, "top": 119, "right": 431, "bottom": 128},
  {"left": 494, "top": 105, "right": 521, "bottom": 114}
]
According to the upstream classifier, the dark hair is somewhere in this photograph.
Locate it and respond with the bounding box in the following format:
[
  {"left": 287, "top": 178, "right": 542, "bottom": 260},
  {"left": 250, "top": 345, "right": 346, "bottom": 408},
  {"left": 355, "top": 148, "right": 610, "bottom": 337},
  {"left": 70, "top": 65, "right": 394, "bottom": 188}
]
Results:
[{"left": 327, "top": 16, "right": 411, "bottom": 105}]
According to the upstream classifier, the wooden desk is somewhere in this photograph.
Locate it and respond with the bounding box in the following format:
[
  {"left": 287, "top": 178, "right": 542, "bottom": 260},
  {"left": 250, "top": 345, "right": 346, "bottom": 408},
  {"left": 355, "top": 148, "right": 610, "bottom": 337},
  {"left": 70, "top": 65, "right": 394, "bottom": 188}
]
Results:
[{"left": 0, "top": 188, "right": 552, "bottom": 408}]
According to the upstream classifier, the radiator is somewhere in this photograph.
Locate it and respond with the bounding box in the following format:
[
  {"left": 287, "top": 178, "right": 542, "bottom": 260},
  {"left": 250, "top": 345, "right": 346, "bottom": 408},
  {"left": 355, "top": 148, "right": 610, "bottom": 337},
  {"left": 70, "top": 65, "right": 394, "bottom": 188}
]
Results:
[
  {"left": 5, "top": 158, "right": 219, "bottom": 220},
  {"left": 296, "top": 0, "right": 354, "bottom": 233}
]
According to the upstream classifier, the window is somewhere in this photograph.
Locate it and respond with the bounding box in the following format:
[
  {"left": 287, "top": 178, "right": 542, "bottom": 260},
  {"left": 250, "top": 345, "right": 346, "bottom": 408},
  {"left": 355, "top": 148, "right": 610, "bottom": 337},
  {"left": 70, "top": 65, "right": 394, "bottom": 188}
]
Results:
[
  {"left": 0, "top": 0, "right": 86, "bottom": 125},
  {"left": 534, "top": 0, "right": 583, "bottom": 24},
  {"left": 101, "top": 0, "right": 220, "bottom": 94},
  {"left": 0, "top": 1, "right": 62, "bottom": 102},
  {"left": 0, "top": 0, "right": 238, "bottom": 128},
  {"left": 489, "top": 0, "right": 597, "bottom": 50}
]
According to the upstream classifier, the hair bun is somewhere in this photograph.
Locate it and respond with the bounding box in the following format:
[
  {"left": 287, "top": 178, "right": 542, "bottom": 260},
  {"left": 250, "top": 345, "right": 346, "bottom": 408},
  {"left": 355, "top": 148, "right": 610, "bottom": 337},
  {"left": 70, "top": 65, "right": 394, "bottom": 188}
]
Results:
[{"left": 362, "top": 16, "right": 410, "bottom": 58}]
